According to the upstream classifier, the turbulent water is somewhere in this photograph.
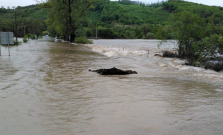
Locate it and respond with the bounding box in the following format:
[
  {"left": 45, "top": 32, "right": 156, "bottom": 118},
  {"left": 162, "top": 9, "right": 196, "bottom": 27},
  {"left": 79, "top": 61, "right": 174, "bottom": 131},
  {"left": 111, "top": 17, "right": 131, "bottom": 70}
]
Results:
[{"left": 0, "top": 39, "right": 223, "bottom": 135}]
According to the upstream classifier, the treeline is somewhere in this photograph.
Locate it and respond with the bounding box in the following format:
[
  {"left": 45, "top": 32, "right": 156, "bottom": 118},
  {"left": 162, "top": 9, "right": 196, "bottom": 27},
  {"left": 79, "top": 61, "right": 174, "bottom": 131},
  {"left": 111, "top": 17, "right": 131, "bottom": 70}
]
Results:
[
  {"left": 0, "top": 5, "right": 47, "bottom": 37},
  {"left": 1, "top": 0, "right": 223, "bottom": 41},
  {"left": 0, "top": 0, "right": 171, "bottom": 39}
]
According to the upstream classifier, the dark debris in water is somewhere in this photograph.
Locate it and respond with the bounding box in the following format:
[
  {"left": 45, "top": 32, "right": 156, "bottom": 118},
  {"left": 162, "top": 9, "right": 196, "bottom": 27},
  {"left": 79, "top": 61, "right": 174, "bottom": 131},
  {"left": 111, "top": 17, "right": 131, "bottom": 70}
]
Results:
[{"left": 89, "top": 67, "right": 137, "bottom": 75}]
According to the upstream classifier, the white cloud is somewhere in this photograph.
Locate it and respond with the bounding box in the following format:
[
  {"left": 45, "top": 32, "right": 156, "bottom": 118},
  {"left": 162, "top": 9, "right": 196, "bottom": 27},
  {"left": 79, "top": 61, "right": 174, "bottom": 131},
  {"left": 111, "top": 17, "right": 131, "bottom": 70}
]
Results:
[{"left": 0, "top": 0, "right": 37, "bottom": 8}]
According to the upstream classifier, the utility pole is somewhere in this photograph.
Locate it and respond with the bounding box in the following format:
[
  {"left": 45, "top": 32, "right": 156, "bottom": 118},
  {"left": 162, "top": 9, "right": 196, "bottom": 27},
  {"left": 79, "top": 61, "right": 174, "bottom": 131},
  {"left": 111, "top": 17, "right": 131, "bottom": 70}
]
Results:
[
  {"left": 95, "top": 22, "right": 98, "bottom": 40},
  {"left": 13, "top": 6, "right": 18, "bottom": 43},
  {"left": 96, "top": 25, "right": 98, "bottom": 40},
  {"left": 24, "top": 25, "right": 26, "bottom": 36}
]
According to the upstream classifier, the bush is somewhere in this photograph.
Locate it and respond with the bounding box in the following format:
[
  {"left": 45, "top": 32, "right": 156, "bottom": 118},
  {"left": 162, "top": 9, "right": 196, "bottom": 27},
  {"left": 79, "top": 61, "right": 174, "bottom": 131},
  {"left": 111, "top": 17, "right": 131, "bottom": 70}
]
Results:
[
  {"left": 14, "top": 40, "right": 20, "bottom": 45},
  {"left": 98, "top": 27, "right": 116, "bottom": 39},
  {"left": 74, "top": 37, "right": 92, "bottom": 44},
  {"left": 27, "top": 34, "right": 35, "bottom": 39},
  {"left": 23, "top": 37, "right": 28, "bottom": 43},
  {"left": 124, "top": 30, "right": 136, "bottom": 39},
  {"left": 42, "top": 31, "right": 49, "bottom": 36},
  {"left": 144, "top": 32, "right": 156, "bottom": 39}
]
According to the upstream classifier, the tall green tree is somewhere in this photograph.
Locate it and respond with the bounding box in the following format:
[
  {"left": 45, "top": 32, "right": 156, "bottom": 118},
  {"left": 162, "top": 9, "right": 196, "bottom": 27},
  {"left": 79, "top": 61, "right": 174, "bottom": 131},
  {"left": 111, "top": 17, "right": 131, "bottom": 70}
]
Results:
[
  {"left": 171, "top": 11, "right": 205, "bottom": 60},
  {"left": 45, "top": 0, "right": 98, "bottom": 42}
]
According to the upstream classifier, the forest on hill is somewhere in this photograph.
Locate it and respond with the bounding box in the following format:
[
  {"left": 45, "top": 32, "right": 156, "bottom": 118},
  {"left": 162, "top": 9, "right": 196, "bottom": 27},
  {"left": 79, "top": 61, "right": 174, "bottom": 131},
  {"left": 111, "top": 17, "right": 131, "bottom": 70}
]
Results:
[{"left": 1, "top": 0, "right": 223, "bottom": 40}]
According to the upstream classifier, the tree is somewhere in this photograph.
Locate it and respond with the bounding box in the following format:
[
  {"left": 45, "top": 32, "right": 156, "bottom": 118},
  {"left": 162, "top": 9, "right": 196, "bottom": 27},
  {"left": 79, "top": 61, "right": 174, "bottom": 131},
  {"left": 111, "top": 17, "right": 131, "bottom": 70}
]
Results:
[
  {"left": 45, "top": 0, "right": 98, "bottom": 42},
  {"left": 171, "top": 11, "right": 205, "bottom": 61},
  {"left": 170, "top": 9, "right": 223, "bottom": 69}
]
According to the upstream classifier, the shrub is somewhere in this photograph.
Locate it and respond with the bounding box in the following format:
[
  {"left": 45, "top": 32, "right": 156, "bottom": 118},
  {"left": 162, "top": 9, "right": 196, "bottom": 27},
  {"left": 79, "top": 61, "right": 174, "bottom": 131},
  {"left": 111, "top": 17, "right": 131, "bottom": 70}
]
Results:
[
  {"left": 124, "top": 30, "right": 136, "bottom": 39},
  {"left": 144, "top": 32, "right": 156, "bottom": 39},
  {"left": 27, "top": 34, "right": 35, "bottom": 39},
  {"left": 42, "top": 31, "right": 49, "bottom": 36},
  {"left": 23, "top": 37, "right": 28, "bottom": 43},
  {"left": 14, "top": 40, "right": 20, "bottom": 45},
  {"left": 74, "top": 37, "right": 92, "bottom": 44},
  {"left": 98, "top": 27, "right": 116, "bottom": 39}
]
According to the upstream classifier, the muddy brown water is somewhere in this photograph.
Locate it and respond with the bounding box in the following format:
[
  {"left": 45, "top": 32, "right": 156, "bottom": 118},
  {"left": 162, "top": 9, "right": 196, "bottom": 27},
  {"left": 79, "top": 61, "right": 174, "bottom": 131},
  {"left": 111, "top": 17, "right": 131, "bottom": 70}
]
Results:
[{"left": 0, "top": 39, "right": 223, "bottom": 135}]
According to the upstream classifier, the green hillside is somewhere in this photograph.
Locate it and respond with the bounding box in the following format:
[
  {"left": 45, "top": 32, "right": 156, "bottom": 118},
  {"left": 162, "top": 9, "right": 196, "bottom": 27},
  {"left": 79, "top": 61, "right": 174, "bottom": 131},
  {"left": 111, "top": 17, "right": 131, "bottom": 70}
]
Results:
[
  {"left": 0, "top": 0, "right": 223, "bottom": 39},
  {"left": 91, "top": 0, "right": 169, "bottom": 25},
  {"left": 86, "top": 0, "right": 170, "bottom": 39},
  {"left": 82, "top": 0, "right": 223, "bottom": 39}
]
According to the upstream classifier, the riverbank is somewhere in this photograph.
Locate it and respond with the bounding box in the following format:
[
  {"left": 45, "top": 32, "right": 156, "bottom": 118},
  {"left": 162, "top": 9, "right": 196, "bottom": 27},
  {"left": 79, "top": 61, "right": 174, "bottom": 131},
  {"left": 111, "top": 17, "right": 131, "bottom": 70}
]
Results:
[{"left": 161, "top": 50, "right": 223, "bottom": 72}]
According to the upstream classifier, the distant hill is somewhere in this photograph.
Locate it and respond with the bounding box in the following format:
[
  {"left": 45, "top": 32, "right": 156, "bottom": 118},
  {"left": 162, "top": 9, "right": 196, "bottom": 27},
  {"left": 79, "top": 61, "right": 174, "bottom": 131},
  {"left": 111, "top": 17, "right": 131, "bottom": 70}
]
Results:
[
  {"left": 0, "top": 0, "right": 223, "bottom": 39},
  {"left": 89, "top": 0, "right": 169, "bottom": 25},
  {"left": 84, "top": 0, "right": 223, "bottom": 39}
]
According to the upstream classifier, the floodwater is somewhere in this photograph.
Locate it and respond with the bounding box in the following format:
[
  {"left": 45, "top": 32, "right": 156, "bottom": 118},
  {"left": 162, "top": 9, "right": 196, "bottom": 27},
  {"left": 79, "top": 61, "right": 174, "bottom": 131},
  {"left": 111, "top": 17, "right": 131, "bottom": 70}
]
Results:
[{"left": 0, "top": 39, "right": 223, "bottom": 135}]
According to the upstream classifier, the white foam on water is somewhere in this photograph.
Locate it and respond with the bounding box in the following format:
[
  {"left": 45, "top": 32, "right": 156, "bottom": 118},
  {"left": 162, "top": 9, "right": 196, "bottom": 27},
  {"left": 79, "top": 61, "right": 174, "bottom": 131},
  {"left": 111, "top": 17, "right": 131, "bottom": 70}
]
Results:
[
  {"left": 194, "top": 72, "right": 223, "bottom": 79},
  {"left": 84, "top": 44, "right": 148, "bottom": 57},
  {"left": 178, "top": 66, "right": 204, "bottom": 72},
  {"left": 215, "top": 89, "right": 223, "bottom": 92}
]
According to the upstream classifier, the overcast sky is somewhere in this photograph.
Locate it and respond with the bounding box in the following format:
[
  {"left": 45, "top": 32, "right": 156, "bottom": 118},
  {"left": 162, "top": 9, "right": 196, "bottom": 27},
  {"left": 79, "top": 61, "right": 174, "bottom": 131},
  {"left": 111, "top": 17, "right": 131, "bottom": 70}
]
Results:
[{"left": 0, "top": 0, "right": 223, "bottom": 8}]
